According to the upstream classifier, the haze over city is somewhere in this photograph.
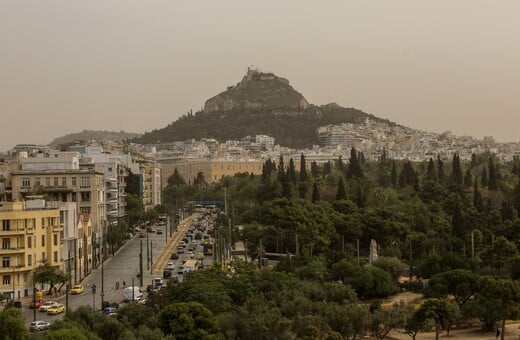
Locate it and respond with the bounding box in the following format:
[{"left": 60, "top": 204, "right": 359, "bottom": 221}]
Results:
[{"left": 1, "top": 1, "right": 519, "bottom": 151}]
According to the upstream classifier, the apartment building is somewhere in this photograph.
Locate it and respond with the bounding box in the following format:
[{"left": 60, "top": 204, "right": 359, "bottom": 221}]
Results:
[
  {"left": 10, "top": 163, "right": 105, "bottom": 270},
  {"left": 0, "top": 200, "right": 61, "bottom": 299}
]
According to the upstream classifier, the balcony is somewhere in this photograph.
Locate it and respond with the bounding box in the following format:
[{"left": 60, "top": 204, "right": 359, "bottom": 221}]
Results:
[
  {"left": 0, "top": 246, "right": 26, "bottom": 254},
  {"left": 0, "top": 228, "right": 26, "bottom": 235}
]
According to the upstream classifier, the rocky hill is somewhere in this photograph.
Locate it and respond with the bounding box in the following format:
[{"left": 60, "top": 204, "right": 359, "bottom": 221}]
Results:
[
  {"left": 49, "top": 130, "right": 141, "bottom": 150},
  {"left": 133, "top": 69, "right": 392, "bottom": 148},
  {"left": 204, "top": 68, "right": 309, "bottom": 113}
]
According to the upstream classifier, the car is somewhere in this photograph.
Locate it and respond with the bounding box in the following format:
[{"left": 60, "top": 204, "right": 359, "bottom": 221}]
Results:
[
  {"left": 146, "top": 284, "right": 155, "bottom": 293},
  {"left": 29, "top": 320, "right": 50, "bottom": 332},
  {"left": 170, "top": 252, "right": 179, "bottom": 260},
  {"left": 177, "top": 247, "right": 185, "bottom": 254},
  {"left": 152, "top": 277, "right": 163, "bottom": 287},
  {"left": 197, "top": 252, "right": 205, "bottom": 260},
  {"left": 156, "top": 229, "right": 163, "bottom": 235},
  {"left": 187, "top": 251, "right": 194, "bottom": 258},
  {"left": 177, "top": 265, "right": 184, "bottom": 274},
  {"left": 147, "top": 227, "right": 154, "bottom": 233},
  {"left": 139, "top": 232, "right": 146, "bottom": 238},
  {"left": 47, "top": 303, "right": 65, "bottom": 315},
  {"left": 39, "top": 301, "right": 58, "bottom": 312},
  {"left": 70, "top": 284, "right": 84, "bottom": 294},
  {"left": 166, "top": 261, "right": 175, "bottom": 270},
  {"left": 29, "top": 300, "right": 44, "bottom": 309}
]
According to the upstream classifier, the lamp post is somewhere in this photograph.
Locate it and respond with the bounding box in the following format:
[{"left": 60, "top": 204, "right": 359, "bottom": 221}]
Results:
[{"left": 12, "top": 266, "right": 15, "bottom": 301}]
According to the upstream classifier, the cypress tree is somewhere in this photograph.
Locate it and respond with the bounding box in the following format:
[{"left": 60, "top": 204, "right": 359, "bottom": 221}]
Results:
[
  {"left": 311, "top": 161, "right": 319, "bottom": 178},
  {"left": 403, "top": 161, "right": 418, "bottom": 186},
  {"left": 348, "top": 147, "right": 364, "bottom": 178},
  {"left": 481, "top": 166, "right": 488, "bottom": 187},
  {"left": 488, "top": 157, "right": 498, "bottom": 191},
  {"left": 336, "top": 176, "right": 347, "bottom": 200},
  {"left": 288, "top": 158, "right": 297, "bottom": 184},
  {"left": 512, "top": 180, "right": 520, "bottom": 213},
  {"left": 380, "top": 147, "right": 387, "bottom": 163},
  {"left": 426, "top": 157, "right": 437, "bottom": 181},
  {"left": 470, "top": 153, "right": 478, "bottom": 169},
  {"left": 312, "top": 182, "right": 320, "bottom": 202},
  {"left": 452, "top": 153, "right": 464, "bottom": 186},
  {"left": 437, "top": 154, "right": 445, "bottom": 184},
  {"left": 299, "top": 153, "right": 307, "bottom": 182},
  {"left": 473, "top": 180, "right": 484, "bottom": 212},
  {"left": 391, "top": 161, "right": 398, "bottom": 188},
  {"left": 464, "top": 169, "right": 472, "bottom": 189},
  {"left": 277, "top": 155, "right": 285, "bottom": 182},
  {"left": 323, "top": 162, "right": 332, "bottom": 176},
  {"left": 398, "top": 168, "right": 407, "bottom": 188},
  {"left": 335, "top": 156, "right": 345, "bottom": 173}
]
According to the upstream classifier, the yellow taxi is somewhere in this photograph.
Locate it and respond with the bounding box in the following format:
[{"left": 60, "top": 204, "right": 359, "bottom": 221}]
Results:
[
  {"left": 70, "top": 285, "right": 85, "bottom": 294},
  {"left": 47, "top": 303, "right": 65, "bottom": 315}
]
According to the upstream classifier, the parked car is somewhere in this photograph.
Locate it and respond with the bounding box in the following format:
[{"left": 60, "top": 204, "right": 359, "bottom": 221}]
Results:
[
  {"left": 139, "top": 232, "right": 146, "bottom": 238},
  {"left": 177, "top": 265, "right": 184, "bottom": 274},
  {"left": 39, "top": 301, "right": 58, "bottom": 312},
  {"left": 187, "top": 251, "right": 194, "bottom": 259},
  {"left": 29, "top": 320, "right": 50, "bottom": 332},
  {"left": 29, "top": 300, "right": 44, "bottom": 309},
  {"left": 70, "top": 284, "right": 84, "bottom": 294},
  {"left": 156, "top": 229, "right": 163, "bottom": 235},
  {"left": 146, "top": 284, "right": 155, "bottom": 293},
  {"left": 177, "top": 247, "right": 185, "bottom": 254},
  {"left": 47, "top": 303, "right": 65, "bottom": 315},
  {"left": 170, "top": 252, "right": 179, "bottom": 260},
  {"left": 152, "top": 277, "right": 163, "bottom": 287},
  {"left": 166, "top": 261, "right": 175, "bottom": 270}
]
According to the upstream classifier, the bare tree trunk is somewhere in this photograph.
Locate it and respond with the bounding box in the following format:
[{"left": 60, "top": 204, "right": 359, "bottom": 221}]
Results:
[{"left": 500, "top": 319, "right": 506, "bottom": 340}]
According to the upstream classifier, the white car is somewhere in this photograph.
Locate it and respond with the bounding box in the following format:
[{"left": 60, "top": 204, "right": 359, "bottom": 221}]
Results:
[
  {"left": 152, "top": 277, "right": 163, "bottom": 287},
  {"left": 30, "top": 320, "right": 50, "bottom": 332},
  {"left": 187, "top": 251, "right": 194, "bottom": 259},
  {"left": 166, "top": 261, "right": 175, "bottom": 270},
  {"left": 39, "top": 301, "right": 58, "bottom": 312}
]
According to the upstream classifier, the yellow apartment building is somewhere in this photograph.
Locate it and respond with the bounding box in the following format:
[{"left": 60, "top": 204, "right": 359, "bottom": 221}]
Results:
[
  {"left": 10, "top": 170, "right": 105, "bottom": 269},
  {"left": 0, "top": 201, "right": 61, "bottom": 300}
]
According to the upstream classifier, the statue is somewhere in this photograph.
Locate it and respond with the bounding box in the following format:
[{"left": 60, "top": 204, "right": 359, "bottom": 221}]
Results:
[{"left": 369, "top": 239, "right": 378, "bottom": 264}]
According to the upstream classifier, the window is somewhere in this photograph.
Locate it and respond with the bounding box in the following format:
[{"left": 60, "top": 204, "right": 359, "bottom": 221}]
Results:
[
  {"left": 41, "top": 252, "right": 46, "bottom": 262},
  {"left": 71, "top": 192, "right": 77, "bottom": 201},
  {"left": 41, "top": 235, "right": 45, "bottom": 247},
  {"left": 2, "top": 220, "right": 10, "bottom": 231},
  {"left": 108, "top": 167, "right": 112, "bottom": 172},
  {"left": 80, "top": 192, "right": 90, "bottom": 201},
  {"left": 80, "top": 177, "right": 90, "bottom": 187},
  {"left": 27, "top": 237, "right": 32, "bottom": 249},
  {"left": 80, "top": 207, "right": 91, "bottom": 214},
  {"left": 22, "top": 178, "right": 30, "bottom": 187},
  {"left": 45, "top": 177, "right": 50, "bottom": 187},
  {"left": 53, "top": 234, "right": 58, "bottom": 246},
  {"left": 2, "top": 257, "right": 10, "bottom": 268},
  {"left": 2, "top": 275, "right": 10, "bottom": 285},
  {"left": 41, "top": 218, "right": 45, "bottom": 227},
  {"left": 61, "top": 177, "right": 66, "bottom": 186},
  {"left": 2, "top": 239, "right": 10, "bottom": 250},
  {"left": 72, "top": 177, "right": 77, "bottom": 186},
  {"left": 35, "top": 177, "right": 41, "bottom": 186},
  {"left": 27, "top": 255, "right": 32, "bottom": 266},
  {"left": 53, "top": 177, "right": 58, "bottom": 187},
  {"left": 53, "top": 251, "right": 58, "bottom": 263}
]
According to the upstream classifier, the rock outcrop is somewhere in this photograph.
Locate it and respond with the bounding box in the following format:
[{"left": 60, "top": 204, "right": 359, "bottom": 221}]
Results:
[{"left": 204, "top": 68, "right": 309, "bottom": 113}]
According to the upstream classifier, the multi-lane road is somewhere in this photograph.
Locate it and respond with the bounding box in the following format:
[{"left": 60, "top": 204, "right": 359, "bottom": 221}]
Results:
[{"left": 22, "top": 216, "right": 197, "bottom": 328}]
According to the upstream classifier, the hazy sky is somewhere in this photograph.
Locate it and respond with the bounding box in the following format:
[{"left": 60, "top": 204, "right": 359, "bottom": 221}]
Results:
[{"left": 1, "top": 1, "right": 519, "bottom": 151}]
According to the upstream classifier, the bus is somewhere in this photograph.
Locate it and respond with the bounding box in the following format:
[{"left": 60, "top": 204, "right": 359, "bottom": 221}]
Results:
[{"left": 203, "top": 240, "right": 213, "bottom": 255}]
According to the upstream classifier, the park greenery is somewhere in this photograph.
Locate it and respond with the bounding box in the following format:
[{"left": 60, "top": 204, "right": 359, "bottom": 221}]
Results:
[{"left": 3, "top": 149, "right": 520, "bottom": 339}]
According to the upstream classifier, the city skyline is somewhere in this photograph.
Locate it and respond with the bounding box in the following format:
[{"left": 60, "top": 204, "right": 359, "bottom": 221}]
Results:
[{"left": 1, "top": 1, "right": 519, "bottom": 151}]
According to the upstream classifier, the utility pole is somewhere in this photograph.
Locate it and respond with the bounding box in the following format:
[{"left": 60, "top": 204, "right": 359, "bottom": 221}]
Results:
[
  {"left": 131, "top": 278, "right": 135, "bottom": 301},
  {"left": 32, "top": 275, "right": 36, "bottom": 322},
  {"left": 146, "top": 233, "right": 150, "bottom": 270},
  {"left": 139, "top": 240, "right": 144, "bottom": 287},
  {"left": 65, "top": 284, "right": 69, "bottom": 316},
  {"left": 150, "top": 241, "right": 153, "bottom": 274},
  {"left": 101, "top": 253, "right": 104, "bottom": 309}
]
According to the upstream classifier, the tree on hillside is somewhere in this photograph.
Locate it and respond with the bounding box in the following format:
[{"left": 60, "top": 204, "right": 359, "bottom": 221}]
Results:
[
  {"left": 336, "top": 177, "right": 347, "bottom": 200},
  {"left": 167, "top": 168, "right": 185, "bottom": 186},
  {"left": 437, "top": 155, "right": 445, "bottom": 184},
  {"left": 347, "top": 147, "right": 364, "bottom": 179},
  {"left": 426, "top": 158, "right": 437, "bottom": 181},
  {"left": 391, "top": 161, "right": 398, "bottom": 188},
  {"left": 299, "top": 154, "right": 307, "bottom": 182},
  {"left": 488, "top": 158, "right": 498, "bottom": 191},
  {"left": 288, "top": 158, "right": 297, "bottom": 184},
  {"left": 312, "top": 183, "right": 320, "bottom": 202}
]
